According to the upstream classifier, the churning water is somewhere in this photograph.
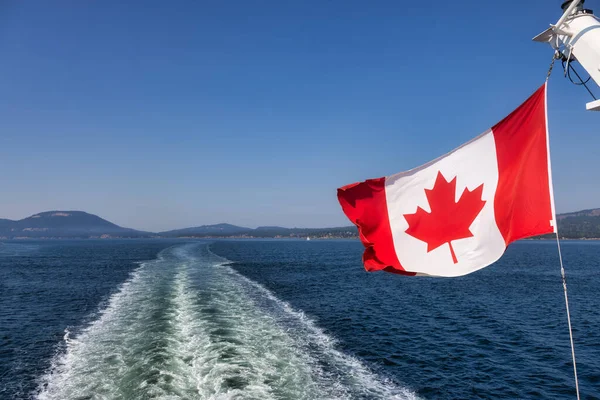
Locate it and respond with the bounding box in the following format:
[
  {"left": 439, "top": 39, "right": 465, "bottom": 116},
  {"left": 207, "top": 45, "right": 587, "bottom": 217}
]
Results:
[
  {"left": 10, "top": 242, "right": 415, "bottom": 399},
  {"left": 1, "top": 239, "right": 599, "bottom": 399}
]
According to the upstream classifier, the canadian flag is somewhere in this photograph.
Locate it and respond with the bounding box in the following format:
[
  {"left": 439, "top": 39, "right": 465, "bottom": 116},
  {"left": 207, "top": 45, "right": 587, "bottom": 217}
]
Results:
[{"left": 337, "top": 84, "right": 556, "bottom": 277}]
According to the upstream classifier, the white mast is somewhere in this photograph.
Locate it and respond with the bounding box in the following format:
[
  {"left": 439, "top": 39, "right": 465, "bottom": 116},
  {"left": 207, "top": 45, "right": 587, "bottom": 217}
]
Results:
[{"left": 534, "top": 0, "right": 600, "bottom": 111}]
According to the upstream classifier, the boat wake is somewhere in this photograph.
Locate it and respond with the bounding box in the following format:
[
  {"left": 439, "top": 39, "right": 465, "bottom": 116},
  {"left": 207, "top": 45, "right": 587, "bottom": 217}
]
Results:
[{"left": 36, "top": 243, "right": 418, "bottom": 400}]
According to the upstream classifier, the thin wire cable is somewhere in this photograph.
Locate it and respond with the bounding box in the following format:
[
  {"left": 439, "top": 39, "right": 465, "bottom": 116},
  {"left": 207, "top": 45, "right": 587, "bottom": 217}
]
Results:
[
  {"left": 566, "top": 62, "right": 592, "bottom": 86},
  {"left": 554, "top": 230, "right": 580, "bottom": 400},
  {"left": 559, "top": 54, "right": 597, "bottom": 100},
  {"left": 546, "top": 62, "right": 580, "bottom": 397},
  {"left": 568, "top": 63, "right": 597, "bottom": 100}
]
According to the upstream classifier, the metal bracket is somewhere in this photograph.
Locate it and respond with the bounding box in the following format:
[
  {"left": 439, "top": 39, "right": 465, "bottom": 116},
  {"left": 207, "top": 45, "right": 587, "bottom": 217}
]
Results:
[{"left": 586, "top": 99, "right": 600, "bottom": 110}]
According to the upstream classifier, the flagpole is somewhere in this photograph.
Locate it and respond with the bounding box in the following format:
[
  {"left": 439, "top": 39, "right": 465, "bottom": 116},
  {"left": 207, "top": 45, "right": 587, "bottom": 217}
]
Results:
[
  {"left": 546, "top": 60, "right": 580, "bottom": 399},
  {"left": 554, "top": 231, "right": 581, "bottom": 400}
]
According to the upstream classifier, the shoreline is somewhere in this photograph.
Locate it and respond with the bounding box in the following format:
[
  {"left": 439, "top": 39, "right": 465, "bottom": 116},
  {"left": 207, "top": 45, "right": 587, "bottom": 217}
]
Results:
[{"left": 3, "top": 236, "right": 600, "bottom": 241}]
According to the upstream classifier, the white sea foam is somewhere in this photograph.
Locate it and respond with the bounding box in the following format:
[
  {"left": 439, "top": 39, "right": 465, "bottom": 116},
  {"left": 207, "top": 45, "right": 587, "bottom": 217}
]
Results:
[
  {"left": 36, "top": 243, "right": 420, "bottom": 400},
  {"left": 207, "top": 247, "right": 419, "bottom": 400}
]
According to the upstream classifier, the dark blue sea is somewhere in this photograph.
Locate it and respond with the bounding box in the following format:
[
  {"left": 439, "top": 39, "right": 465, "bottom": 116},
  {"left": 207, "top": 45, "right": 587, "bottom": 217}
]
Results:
[{"left": 0, "top": 239, "right": 598, "bottom": 399}]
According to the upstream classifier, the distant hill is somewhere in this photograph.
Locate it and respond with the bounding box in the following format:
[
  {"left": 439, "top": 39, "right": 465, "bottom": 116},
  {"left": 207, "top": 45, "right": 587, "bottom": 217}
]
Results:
[
  {"left": 255, "top": 226, "right": 287, "bottom": 231},
  {"left": 557, "top": 208, "right": 600, "bottom": 220},
  {"left": 0, "top": 211, "right": 153, "bottom": 239},
  {"left": 554, "top": 208, "right": 600, "bottom": 239},
  {"left": 4, "top": 208, "right": 600, "bottom": 240},
  {"left": 161, "top": 208, "right": 600, "bottom": 239},
  {"left": 160, "top": 224, "right": 358, "bottom": 239},
  {"left": 160, "top": 223, "right": 252, "bottom": 237},
  {"left": 249, "top": 226, "right": 357, "bottom": 238}
]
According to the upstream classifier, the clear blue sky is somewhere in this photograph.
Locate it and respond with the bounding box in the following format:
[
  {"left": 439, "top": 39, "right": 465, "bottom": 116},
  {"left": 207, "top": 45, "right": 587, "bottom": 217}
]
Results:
[{"left": 1, "top": 0, "right": 599, "bottom": 232}]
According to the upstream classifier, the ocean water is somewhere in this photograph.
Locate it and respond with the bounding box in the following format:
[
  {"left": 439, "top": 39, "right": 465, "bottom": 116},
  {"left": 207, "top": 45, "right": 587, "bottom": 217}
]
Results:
[{"left": 0, "top": 240, "right": 598, "bottom": 399}]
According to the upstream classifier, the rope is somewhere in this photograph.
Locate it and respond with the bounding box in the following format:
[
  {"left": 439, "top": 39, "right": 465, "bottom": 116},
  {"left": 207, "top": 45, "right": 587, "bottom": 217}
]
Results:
[
  {"left": 554, "top": 230, "right": 581, "bottom": 400},
  {"left": 546, "top": 53, "right": 559, "bottom": 82}
]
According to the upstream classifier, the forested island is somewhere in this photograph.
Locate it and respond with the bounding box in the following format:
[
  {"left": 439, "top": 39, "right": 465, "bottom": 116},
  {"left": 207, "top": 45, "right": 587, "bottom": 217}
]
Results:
[{"left": 1, "top": 209, "right": 600, "bottom": 240}]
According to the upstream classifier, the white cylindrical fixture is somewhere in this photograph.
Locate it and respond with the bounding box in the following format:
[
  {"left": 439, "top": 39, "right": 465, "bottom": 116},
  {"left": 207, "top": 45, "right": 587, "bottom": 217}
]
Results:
[{"left": 559, "top": 13, "right": 600, "bottom": 86}]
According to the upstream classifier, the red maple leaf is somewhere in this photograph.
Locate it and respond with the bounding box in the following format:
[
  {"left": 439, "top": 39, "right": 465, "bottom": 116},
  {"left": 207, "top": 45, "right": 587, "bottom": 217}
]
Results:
[{"left": 404, "top": 171, "right": 486, "bottom": 264}]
